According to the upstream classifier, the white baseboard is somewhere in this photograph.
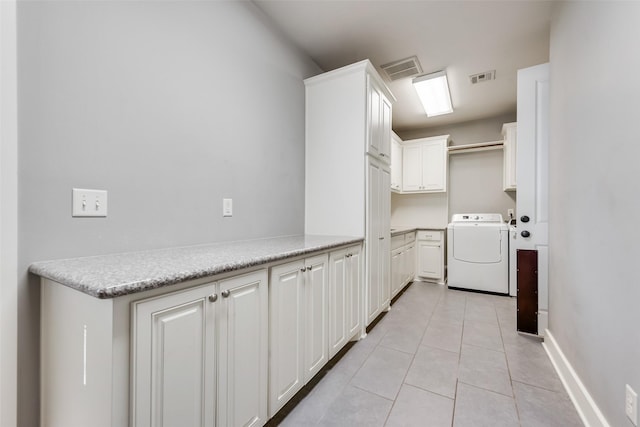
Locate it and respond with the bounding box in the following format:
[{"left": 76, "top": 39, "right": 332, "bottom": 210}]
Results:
[{"left": 543, "top": 329, "right": 610, "bottom": 427}]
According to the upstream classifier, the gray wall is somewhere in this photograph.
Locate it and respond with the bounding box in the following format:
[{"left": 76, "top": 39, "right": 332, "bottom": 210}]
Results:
[
  {"left": 17, "top": 1, "right": 319, "bottom": 425},
  {"left": 549, "top": 2, "right": 640, "bottom": 426},
  {"left": 397, "top": 113, "right": 516, "bottom": 223}
]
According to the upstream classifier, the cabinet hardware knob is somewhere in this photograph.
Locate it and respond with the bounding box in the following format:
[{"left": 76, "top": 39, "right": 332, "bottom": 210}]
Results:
[
  {"left": 208, "top": 294, "right": 218, "bottom": 303},
  {"left": 520, "top": 215, "right": 530, "bottom": 223},
  {"left": 300, "top": 268, "right": 306, "bottom": 272},
  {"left": 521, "top": 230, "right": 531, "bottom": 238},
  {"left": 221, "top": 290, "right": 230, "bottom": 298},
  {"left": 306, "top": 266, "right": 312, "bottom": 271}
]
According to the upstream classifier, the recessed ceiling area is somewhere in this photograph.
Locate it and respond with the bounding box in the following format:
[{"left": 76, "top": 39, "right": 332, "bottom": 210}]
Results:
[{"left": 253, "top": 0, "right": 552, "bottom": 133}]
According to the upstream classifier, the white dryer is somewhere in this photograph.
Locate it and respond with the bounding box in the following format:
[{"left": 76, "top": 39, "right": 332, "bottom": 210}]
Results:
[{"left": 447, "top": 213, "right": 509, "bottom": 294}]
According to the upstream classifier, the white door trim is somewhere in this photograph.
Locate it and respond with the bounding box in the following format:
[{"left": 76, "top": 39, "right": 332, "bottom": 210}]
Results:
[{"left": 0, "top": 1, "right": 19, "bottom": 426}]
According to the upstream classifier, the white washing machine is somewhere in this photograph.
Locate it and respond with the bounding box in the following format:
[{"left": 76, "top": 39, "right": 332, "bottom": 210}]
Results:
[{"left": 447, "top": 213, "right": 509, "bottom": 294}]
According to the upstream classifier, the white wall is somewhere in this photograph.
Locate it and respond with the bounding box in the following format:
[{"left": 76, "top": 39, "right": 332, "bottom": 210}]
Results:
[
  {"left": 0, "top": 1, "right": 18, "bottom": 426},
  {"left": 549, "top": 2, "right": 640, "bottom": 426},
  {"left": 394, "top": 113, "right": 516, "bottom": 226},
  {"left": 17, "top": 2, "right": 319, "bottom": 425}
]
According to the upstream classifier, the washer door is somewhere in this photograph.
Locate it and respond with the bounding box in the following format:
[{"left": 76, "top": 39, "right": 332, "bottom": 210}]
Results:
[{"left": 452, "top": 226, "right": 503, "bottom": 263}]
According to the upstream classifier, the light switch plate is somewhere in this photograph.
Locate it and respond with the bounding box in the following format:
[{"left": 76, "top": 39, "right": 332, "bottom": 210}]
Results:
[{"left": 72, "top": 188, "right": 107, "bottom": 217}]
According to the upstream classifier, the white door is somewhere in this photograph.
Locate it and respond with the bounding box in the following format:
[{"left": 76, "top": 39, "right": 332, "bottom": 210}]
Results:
[
  {"left": 269, "top": 260, "right": 305, "bottom": 416},
  {"left": 328, "top": 249, "right": 347, "bottom": 358},
  {"left": 367, "top": 77, "right": 381, "bottom": 157},
  {"left": 217, "top": 271, "right": 268, "bottom": 427},
  {"left": 391, "top": 248, "right": 402, "bottom": 297},
  {"left": 402, "top": 145, "right": 422, "bottom": 192},
  {"left": 379, "top": 167, "right": 391, "bottom": 308},
  {"left": 366, "top": 161, "right": 381, "bottom": 324},
  {"left": 304, "top": 254, "right": 328, "bottom": 383},
  {"left": 380, "top": 96, "right": 392, "bottom": 161},
  {"left": 418, "top": 243, "right": 442, "bottom": 280},
  {"left": 422, "top": 141, "right": 445, "bottom": 191},
  {"left": 516, "top": 63, "right": 550, "bottom": 335},
  {"left": 132, "top": 285, "right": 216, "bottom": 427}
]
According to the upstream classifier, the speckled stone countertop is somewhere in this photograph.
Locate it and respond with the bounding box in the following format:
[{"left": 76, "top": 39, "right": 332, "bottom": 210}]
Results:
[
  {"left": 390, "top": 226, "right": 446, "bottom": 237},
  {"left": 390, "top": 227, "right": 417, "bottom": 237},
  {"left": 29, "top": 235, "right": 363, "bottom": 299}
]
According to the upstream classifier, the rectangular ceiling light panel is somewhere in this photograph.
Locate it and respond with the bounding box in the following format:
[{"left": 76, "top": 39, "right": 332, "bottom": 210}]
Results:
[{"left": 412, "top": 71, "right": 453, "bottom": 117}]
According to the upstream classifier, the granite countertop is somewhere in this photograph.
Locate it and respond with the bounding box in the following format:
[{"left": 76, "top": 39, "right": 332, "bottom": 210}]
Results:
[
  {"left": 29, "top": 234, "right": 363, "bottom": 299},
  {"left": 390, "top": 226, "right": 446, "bottom": 237}
]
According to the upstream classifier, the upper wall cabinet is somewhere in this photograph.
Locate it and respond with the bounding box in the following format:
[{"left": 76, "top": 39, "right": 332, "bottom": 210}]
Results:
[
  {"left": 502, "top": 122, "right": 517, "bottom": 191},
  {"left": 401, "top": 135, "right": 451, "bottom": 193},
  {"left": 390, "top": 132, "right": 402, "bottom": 192},
  {"left": 367, "top": 76, "right": 392, "bottom": 163}
]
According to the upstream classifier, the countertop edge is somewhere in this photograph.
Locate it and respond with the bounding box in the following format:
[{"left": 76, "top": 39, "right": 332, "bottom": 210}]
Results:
[{"left": 30, "top": 235, "right": 364, "bottom": 299}]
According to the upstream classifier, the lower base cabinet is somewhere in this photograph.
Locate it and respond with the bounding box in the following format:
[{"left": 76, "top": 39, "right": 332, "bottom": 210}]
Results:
[
  {"left": 417, "top": 230, "right": 445, "bottom": 284},
  {"left": 269, "top": 254, "right": 328, "bottom": 416},
  {"left": 131, "top": 270, "right": 268, "bottom": 427},
  {"left": 39, "top": 243, "right": 362, "bottom": 427},
  {"left": 328, "top": 245, "right": 362, "bottom": 359},
  {"left": 391, "top": 232, "right": 416, "bottom": 297}
]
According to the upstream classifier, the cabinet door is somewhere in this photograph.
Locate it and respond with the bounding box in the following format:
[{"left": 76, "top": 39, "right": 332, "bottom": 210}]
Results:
[
  {"left": 379, "top": 96, "right": 392, "bottom": 162},
  {"left": 328, "top": 249, "right": 347, "bottom": 359},
  {"left": 503, "top": 123, "right": 517, "bottom": 191},
  {"left": 269, "top": 260, "right": 305, "bottom": 416},
  {"left": 304, "top": 254, "right": 328, "bottom": 382},
  {"left": 379, "top": 168, "right": 391, "bottom": 308},
  {"left": 346, "top": 245, "right": 362, "bottom": 338},
  {"left": 422, "top": 141, "right": 445, "bottom": 191},
  {"left": 418, "top": 242, "right": 443, "bottom": 279},
  {"left": 402, "top": 145, "right": 422, "bottom": 192},
  {"left": 391, "top": 248, "right": 403, "bottom": 298},
  {"left": 405, "top": 243, "right": 416, "bottom": 284},
  {"left": 391, "top": 138, "right": 402, "bottom": 190},
  {"left": 366, "top": 161, "right": 381, "bottom": 324},
  {"left": 367, "top": 77, "right": 381, "bottom": 158},
  {"left": 132, "top": 285, "right": 216, "bottom": 427},
  {"left": 217, "top": 270, "right": 268, "bottom": 427}
]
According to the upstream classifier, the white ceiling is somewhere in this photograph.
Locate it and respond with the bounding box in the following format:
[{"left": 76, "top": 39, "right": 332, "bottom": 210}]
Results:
[{"left": 253, "top": 0, "right": 552, "bottom": 133}]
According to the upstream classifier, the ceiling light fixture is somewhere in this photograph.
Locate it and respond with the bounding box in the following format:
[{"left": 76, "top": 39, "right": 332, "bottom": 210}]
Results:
[{"left": 412, "top": 70, "right": 453, "bottom": 117}]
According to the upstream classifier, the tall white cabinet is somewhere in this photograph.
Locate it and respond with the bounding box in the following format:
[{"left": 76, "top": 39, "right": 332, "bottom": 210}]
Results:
[{"left": 305, "top": 60, "right": 394, "bottom": 328}]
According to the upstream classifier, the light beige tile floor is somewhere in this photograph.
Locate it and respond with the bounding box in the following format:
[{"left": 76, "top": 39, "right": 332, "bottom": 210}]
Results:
[{"left": 278, "top": 281, "right": 584, "bottom": 427}]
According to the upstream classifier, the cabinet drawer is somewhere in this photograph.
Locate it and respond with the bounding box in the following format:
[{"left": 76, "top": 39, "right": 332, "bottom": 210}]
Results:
[
  {"left": 417, "top": 230, "right": 441, "bottom": 242},
  {"left": 391, "top": 235, "right": 405, "bottom": 250},
  {"left": 405, "top": 232, "right": 416, "bottom": 244}
]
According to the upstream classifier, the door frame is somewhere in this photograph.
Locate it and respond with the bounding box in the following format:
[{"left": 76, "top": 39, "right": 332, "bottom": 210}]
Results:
[{"left": 0, "top": 0, "right": 18, "bottom": 425}]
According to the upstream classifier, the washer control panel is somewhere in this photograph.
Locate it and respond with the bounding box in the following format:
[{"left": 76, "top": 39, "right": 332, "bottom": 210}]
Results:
[{"left": 451, "top": 213, "right": 504, "bottom": 223}]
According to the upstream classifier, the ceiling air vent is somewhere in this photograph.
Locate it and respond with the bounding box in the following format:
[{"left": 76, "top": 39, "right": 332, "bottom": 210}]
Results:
[
  {"left": 380, "top": 56, "right": 423, "bottom": 82},
  {"left": 469, "top": 70, "right": 496, "bottom": 84}
]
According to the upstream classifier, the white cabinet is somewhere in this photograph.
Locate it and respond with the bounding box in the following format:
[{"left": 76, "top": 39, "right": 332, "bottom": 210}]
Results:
[
  {"left": 390, "top": 132, "right": 403, "bottom": 192},
  {"left": 269, "top": 254, "right": 328, "bottom": 416},
  {"left": 304, "top": 60, "right": 394, "bottom": 329},
  {"left": 402, "top": 135, "right": 450, "bottom": 193},
  {"left": 417, "top": 230, "right": 445, "bottom": 284},
  {"left": 366, "top": 158, "right": 391, "bottom": 325},
  {"left": 502, "top": 122, "right": 517, "bottom": 191},
  {"left": 367, "top": 76, "right": 392, "bottom": 163},
  {"left": 131, "top": 270, "right": 268, "bottom": 427},
  {"left": 328, "top": 244, "right": 362, "bottom": 358},
  {"left": 390, "top": 231, "right": 416, "bottom": 298}
]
